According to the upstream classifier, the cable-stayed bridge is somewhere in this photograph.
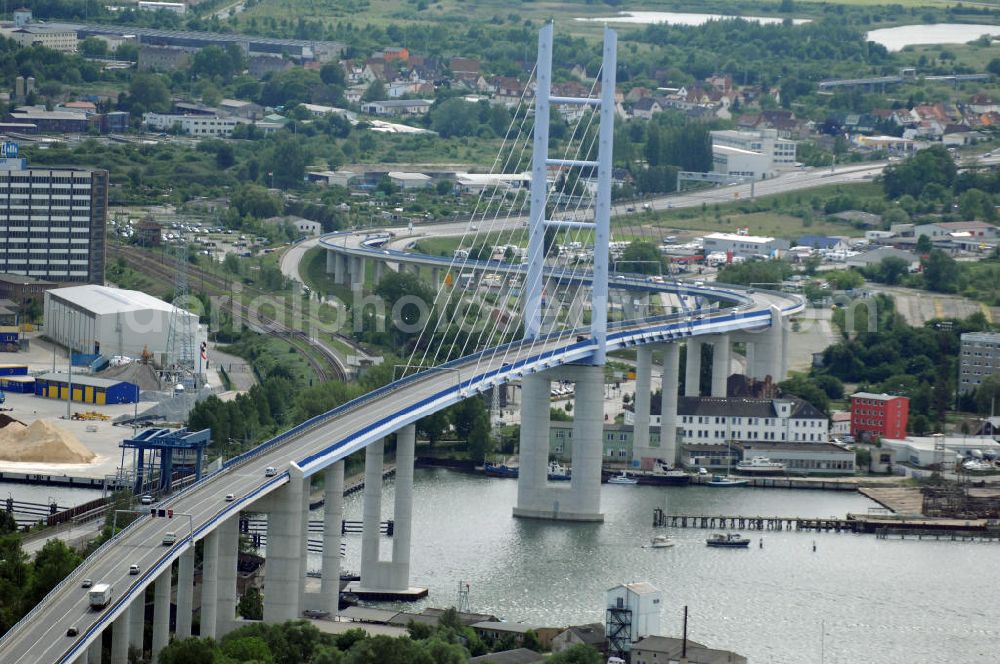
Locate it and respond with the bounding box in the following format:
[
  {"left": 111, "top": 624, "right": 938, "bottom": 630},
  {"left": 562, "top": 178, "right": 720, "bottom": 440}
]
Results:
[{"left": 0, "top": 24, "right": 802, "bottom": 664}]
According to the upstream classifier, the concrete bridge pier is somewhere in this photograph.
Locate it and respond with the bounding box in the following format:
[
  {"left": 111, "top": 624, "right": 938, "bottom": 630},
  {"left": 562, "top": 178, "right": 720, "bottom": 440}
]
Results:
[
  {"left": 216, "top": 515, "right": 240, "bottom": 637},
  {"left": 150, "top": 566, "right": 171, "bottom": 663},
  {"left": 359, "top": 425, "right": 416, "bottom": 591},
  {"left": 350, "top": 256, "right": 365, "bottom": 289},
  {"left": 659, "top": 343, "right": 680, "bottom": 466},
  {"left": 747, "top": 306, "right": 786, "bottom": 383},
  {"left": 87, "top": 638, "right": 101, "bottom": 664},
  {"left": 326, "top": 248, "right": 337, "bottom": 276},
  {"left": 320, "top": 461, "right": 345, "bottom": 614},
  {"left": 200, "top": 529, "right": 219, "bottom": 638},
  {"left": 110, "top": 606, "right": 129, "bottom": 664},
  {"left": 175, "top": 547, "right": 195, "bottom": 639},
  {"left": 128, "top": 591, "right": 144, "bottom": 654},
  {"left": 263, "top": 471, "right": 307, "bottom": 622},
  {"left": 332, "top": 252, "right": 348, "bottom": 285},
  {"left": 632, "top": 346, "right": 653, "bottom": 467},
  {"left": 431, "top": 268, "right": 441, "bottom": 285},
  {"left": 711, "top": 334, "right": 730, "bottom": 397},
  {"left": 374, "top": 260, "right": 386, "bottom": 285},
  {"left": 513, "top": 366, "right": 604, "bottom": 521},
  {"left": 685, "top": 339, "right": 702, "bottom": 397}
]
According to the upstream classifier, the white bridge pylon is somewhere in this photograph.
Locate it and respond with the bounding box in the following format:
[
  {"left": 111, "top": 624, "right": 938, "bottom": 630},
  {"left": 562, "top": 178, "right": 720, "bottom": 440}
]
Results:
[{"left": 515, "top": 23, "right": 618, "bottom": 522}]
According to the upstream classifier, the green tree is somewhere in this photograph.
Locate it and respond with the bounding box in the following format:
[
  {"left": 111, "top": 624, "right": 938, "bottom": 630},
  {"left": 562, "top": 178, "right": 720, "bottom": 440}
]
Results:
[
  {"left": 28, "top": 540, "right": 81, "bottom": 606},
  {"left": 236, "top": 587, "right": 264, "bottom": 620},
  {"left": 0, "top": 535, "right": 30, "bottom": 633},
  {"left": 231, "top": 184, "right": 282, "bottom": 218},
  {"left": 320, "top": 63, "right": 346, "bottom": 86},
  {"left": 362, "top": 80, "right": 387, "bottom": 103},
  {"left": 547, "top": 644, "right": 605, "bottom": 664},
  {"left": 871, "top": 256, "right": 910, "bottom": 285},
  {"left": 973, "top": 374, "right": 1000, "bottom": 414},
  {"left": 430, "top": 98, "right": 479, "bottom": 138},
  {"left": 882, "top": 145, "right": 956, "bottom": 199},
  {"left": 157, "top": 637, "right": 221, "bottom": 664},
  {"left": 267, "top": 136, "right": 311, "bottom": 189},
  {"left": 778, "top": 375, "right": 830, "bottom": 414},
  {"left": 222, "top": 635, "right": 273, "bottom": 662},
  {"left": 79, "top": 37, "right": 108, "bottom": 57},
  {"left": 417, "top": 411, "right": 451, "bottom": 447},
  {"left": 127, "top": 73, "right": 171, "bottom": 113},
  {"left": 922, "top": 249, "right": 960, "bottom": 293},
  {"left": 618, "top": 241, "right": 663, "bottom": 275},
  {"left": 916, "top": 234, "right": 932, "bottom": 253}
]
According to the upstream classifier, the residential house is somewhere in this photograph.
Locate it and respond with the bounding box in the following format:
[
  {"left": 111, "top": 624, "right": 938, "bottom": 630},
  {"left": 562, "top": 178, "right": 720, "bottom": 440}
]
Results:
[
  {"left": 361, "top": 99, "right": 432, "bottom": 116},
  {"left": 631, "top": 97, "right": 662, "bottom": 121},
  {"left": 551, "top": 623, "right": 606, "bottom": 655},
  {"left": 471, "top": 622, "right": 560, "bottom": 650},
  {"left": 631, "top": 636, "right": 747, "bottom": 664},
  {"left": 138, "top": 45, "right": 191, "bottom": 72},
  {"left": 248, "top": 55, "right": 292, "bottom": 79}
]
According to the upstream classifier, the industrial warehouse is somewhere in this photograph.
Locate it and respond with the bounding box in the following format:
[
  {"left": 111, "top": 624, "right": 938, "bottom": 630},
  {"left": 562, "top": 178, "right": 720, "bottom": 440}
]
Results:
[{"left": 42, "top": 284, "right": 205, "bottom": 369}]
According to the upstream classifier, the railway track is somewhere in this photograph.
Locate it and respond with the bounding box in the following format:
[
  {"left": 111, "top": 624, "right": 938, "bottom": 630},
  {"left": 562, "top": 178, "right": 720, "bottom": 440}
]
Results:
[{"left": 109, "top": 246, "right": 346, "bottom": 382}]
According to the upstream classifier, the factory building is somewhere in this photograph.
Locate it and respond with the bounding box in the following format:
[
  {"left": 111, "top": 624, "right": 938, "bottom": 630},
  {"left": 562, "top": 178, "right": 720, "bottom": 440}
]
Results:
[
  {"left": 0, "top": 144, "right": 108, "bottom": 284},
  {"left": 34, "top": 372, "right": 138, "bottom": 404},
  {"left": 43, "top": 285, "right": 205, "bottom": 371}
]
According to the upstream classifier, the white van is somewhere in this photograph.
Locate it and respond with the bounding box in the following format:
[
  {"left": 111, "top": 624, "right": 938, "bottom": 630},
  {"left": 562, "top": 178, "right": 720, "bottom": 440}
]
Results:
[{"left": 162, "top": 532, "right": 177, "bottom": 546}]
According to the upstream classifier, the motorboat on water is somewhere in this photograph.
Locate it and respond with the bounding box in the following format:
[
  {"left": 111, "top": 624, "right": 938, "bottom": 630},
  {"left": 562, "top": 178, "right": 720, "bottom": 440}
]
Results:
[
  {"left": 706, "top": 474, "right": 750, "bottom": 487},
  {"left": 484, "top": 462, "right": 519, "bottom": 478},
  {"left": 608, "top": 471, "right": 638, "bottom": 485},
  {"left": 649, "top": 534, "right": 675, "bottom": 548},
  {"left": 735, "top": 456, "right": 786, "bottom": 475},
  {"left": 638, "top": 459, "right": 691, "bottom": 486},
  {"left": 706, "top": 533, "right": 751, "bottom": 548},
  {"left": 547, "top": 460, "right": 571, "bottom": 481}
]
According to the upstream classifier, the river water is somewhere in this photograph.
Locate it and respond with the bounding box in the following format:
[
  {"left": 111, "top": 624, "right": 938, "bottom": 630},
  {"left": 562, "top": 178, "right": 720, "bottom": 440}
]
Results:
[
  {"left": 866, "top": 23, "right": 1000, "bottom": 51},
  {"left": 327, "top": 468, "right": 1000, "bottom": 664}
]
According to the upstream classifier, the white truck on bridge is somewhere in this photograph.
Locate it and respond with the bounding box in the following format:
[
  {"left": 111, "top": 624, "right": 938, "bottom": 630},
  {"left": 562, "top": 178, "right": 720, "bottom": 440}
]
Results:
[{"left": 88, "top": 583, "right": 113, "bottom": 610}]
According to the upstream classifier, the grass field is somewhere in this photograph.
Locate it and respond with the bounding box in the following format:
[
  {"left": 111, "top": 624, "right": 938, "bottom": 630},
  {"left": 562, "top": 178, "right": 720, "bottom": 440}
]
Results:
[{"left": 236, "top": 0, "right": 985, "bottom": 35}]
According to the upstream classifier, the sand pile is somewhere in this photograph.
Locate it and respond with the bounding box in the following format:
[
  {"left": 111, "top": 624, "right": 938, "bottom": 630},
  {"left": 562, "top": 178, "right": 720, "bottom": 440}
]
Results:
[
  {"left": 102, "top": 362, "right": 162, "bottom": 391},
  {"left": 0, "top": 419, "right": 96, "bottom": 464}
]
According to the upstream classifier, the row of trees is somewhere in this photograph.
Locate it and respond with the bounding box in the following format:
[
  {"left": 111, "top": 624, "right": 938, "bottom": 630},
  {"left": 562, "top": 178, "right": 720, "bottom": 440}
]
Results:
[
  {"left": 0, "top": 514, "right": 83, "bottom": 635},
  {"left": 156, "top": 616, "right": 604, "bottom": 664}
]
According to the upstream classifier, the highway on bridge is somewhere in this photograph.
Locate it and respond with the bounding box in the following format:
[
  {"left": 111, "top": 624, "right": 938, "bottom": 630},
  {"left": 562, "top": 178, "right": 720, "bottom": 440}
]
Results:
[{"left": 0, "top": 271, "right": 801, "bottom": 663}]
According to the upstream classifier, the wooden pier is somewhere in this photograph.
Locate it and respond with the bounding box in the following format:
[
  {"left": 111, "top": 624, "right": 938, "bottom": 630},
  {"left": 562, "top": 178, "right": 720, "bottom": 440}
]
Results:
[
  {"left": 652, "top": 508, "right": 1000, "bottom": 538},
  {"left": 652, "top": 508, "right": 862, "bottom": 533}
]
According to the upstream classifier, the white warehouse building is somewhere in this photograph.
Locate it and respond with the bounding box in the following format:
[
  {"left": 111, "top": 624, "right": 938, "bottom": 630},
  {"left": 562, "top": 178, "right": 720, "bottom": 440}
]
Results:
[
  {"left": 710, "top": 128, "right": 796, "bottom": 180},
  {"left": 702, "top": 232, "right": 789, "bottom": 259},
  {"left": 44, "top": 285, "right": 205, "bottom": 371}
]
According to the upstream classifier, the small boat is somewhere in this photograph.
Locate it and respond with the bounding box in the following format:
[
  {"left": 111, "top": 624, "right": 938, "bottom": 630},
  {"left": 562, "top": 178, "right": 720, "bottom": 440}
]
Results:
[
  {"left": 649, "top": 534, "right": 674, "bottom": 548},
  {"left": 706, "top": 533, "right": 751, "bottom": 548},
  {"left": 608, "top": 471, "right": 638, "bottom": 485},
  {"left": 547, "top": 461, "right": 571, "bottom": 481},
  {"left": 484, "top": 462, "right": 519, "bottom": 478},
  {"left": 637, "top": 459, "right": 691, "bottom": 486},
  {"left": 706, "top": 474, "right": 749, "bottom": 487},
  {"left": 735, "top": 456, "right": 786, "bottom": 475}
]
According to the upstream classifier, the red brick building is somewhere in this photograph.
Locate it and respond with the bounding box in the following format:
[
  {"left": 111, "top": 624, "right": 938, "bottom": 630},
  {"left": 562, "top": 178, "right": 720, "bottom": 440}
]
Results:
[{"left": 850, "top": 392, "right": 909, "bottom": 441}]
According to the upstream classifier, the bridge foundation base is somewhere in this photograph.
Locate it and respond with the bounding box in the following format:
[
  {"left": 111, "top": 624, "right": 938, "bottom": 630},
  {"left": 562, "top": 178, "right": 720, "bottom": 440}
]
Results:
[{"left": 512, "top": 507, "right": 605, "bottom": 522}]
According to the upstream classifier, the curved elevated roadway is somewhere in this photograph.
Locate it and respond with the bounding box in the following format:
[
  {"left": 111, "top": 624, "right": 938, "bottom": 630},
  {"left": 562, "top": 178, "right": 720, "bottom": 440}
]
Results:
[{"left": 0, "top": 238, "right": 802, "bottom": 663}]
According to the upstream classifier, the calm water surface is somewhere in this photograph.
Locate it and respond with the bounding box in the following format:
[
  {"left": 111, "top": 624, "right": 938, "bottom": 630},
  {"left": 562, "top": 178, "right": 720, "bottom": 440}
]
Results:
[
  {"left": 575, "top": 11, "right": 809, "bottom": 27},
  {"left": 867, "top": 23, "right": 1000, "bottom": 51},
  {"left": 327, "top": 469, "right": 1000, "bottom": 664}
]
